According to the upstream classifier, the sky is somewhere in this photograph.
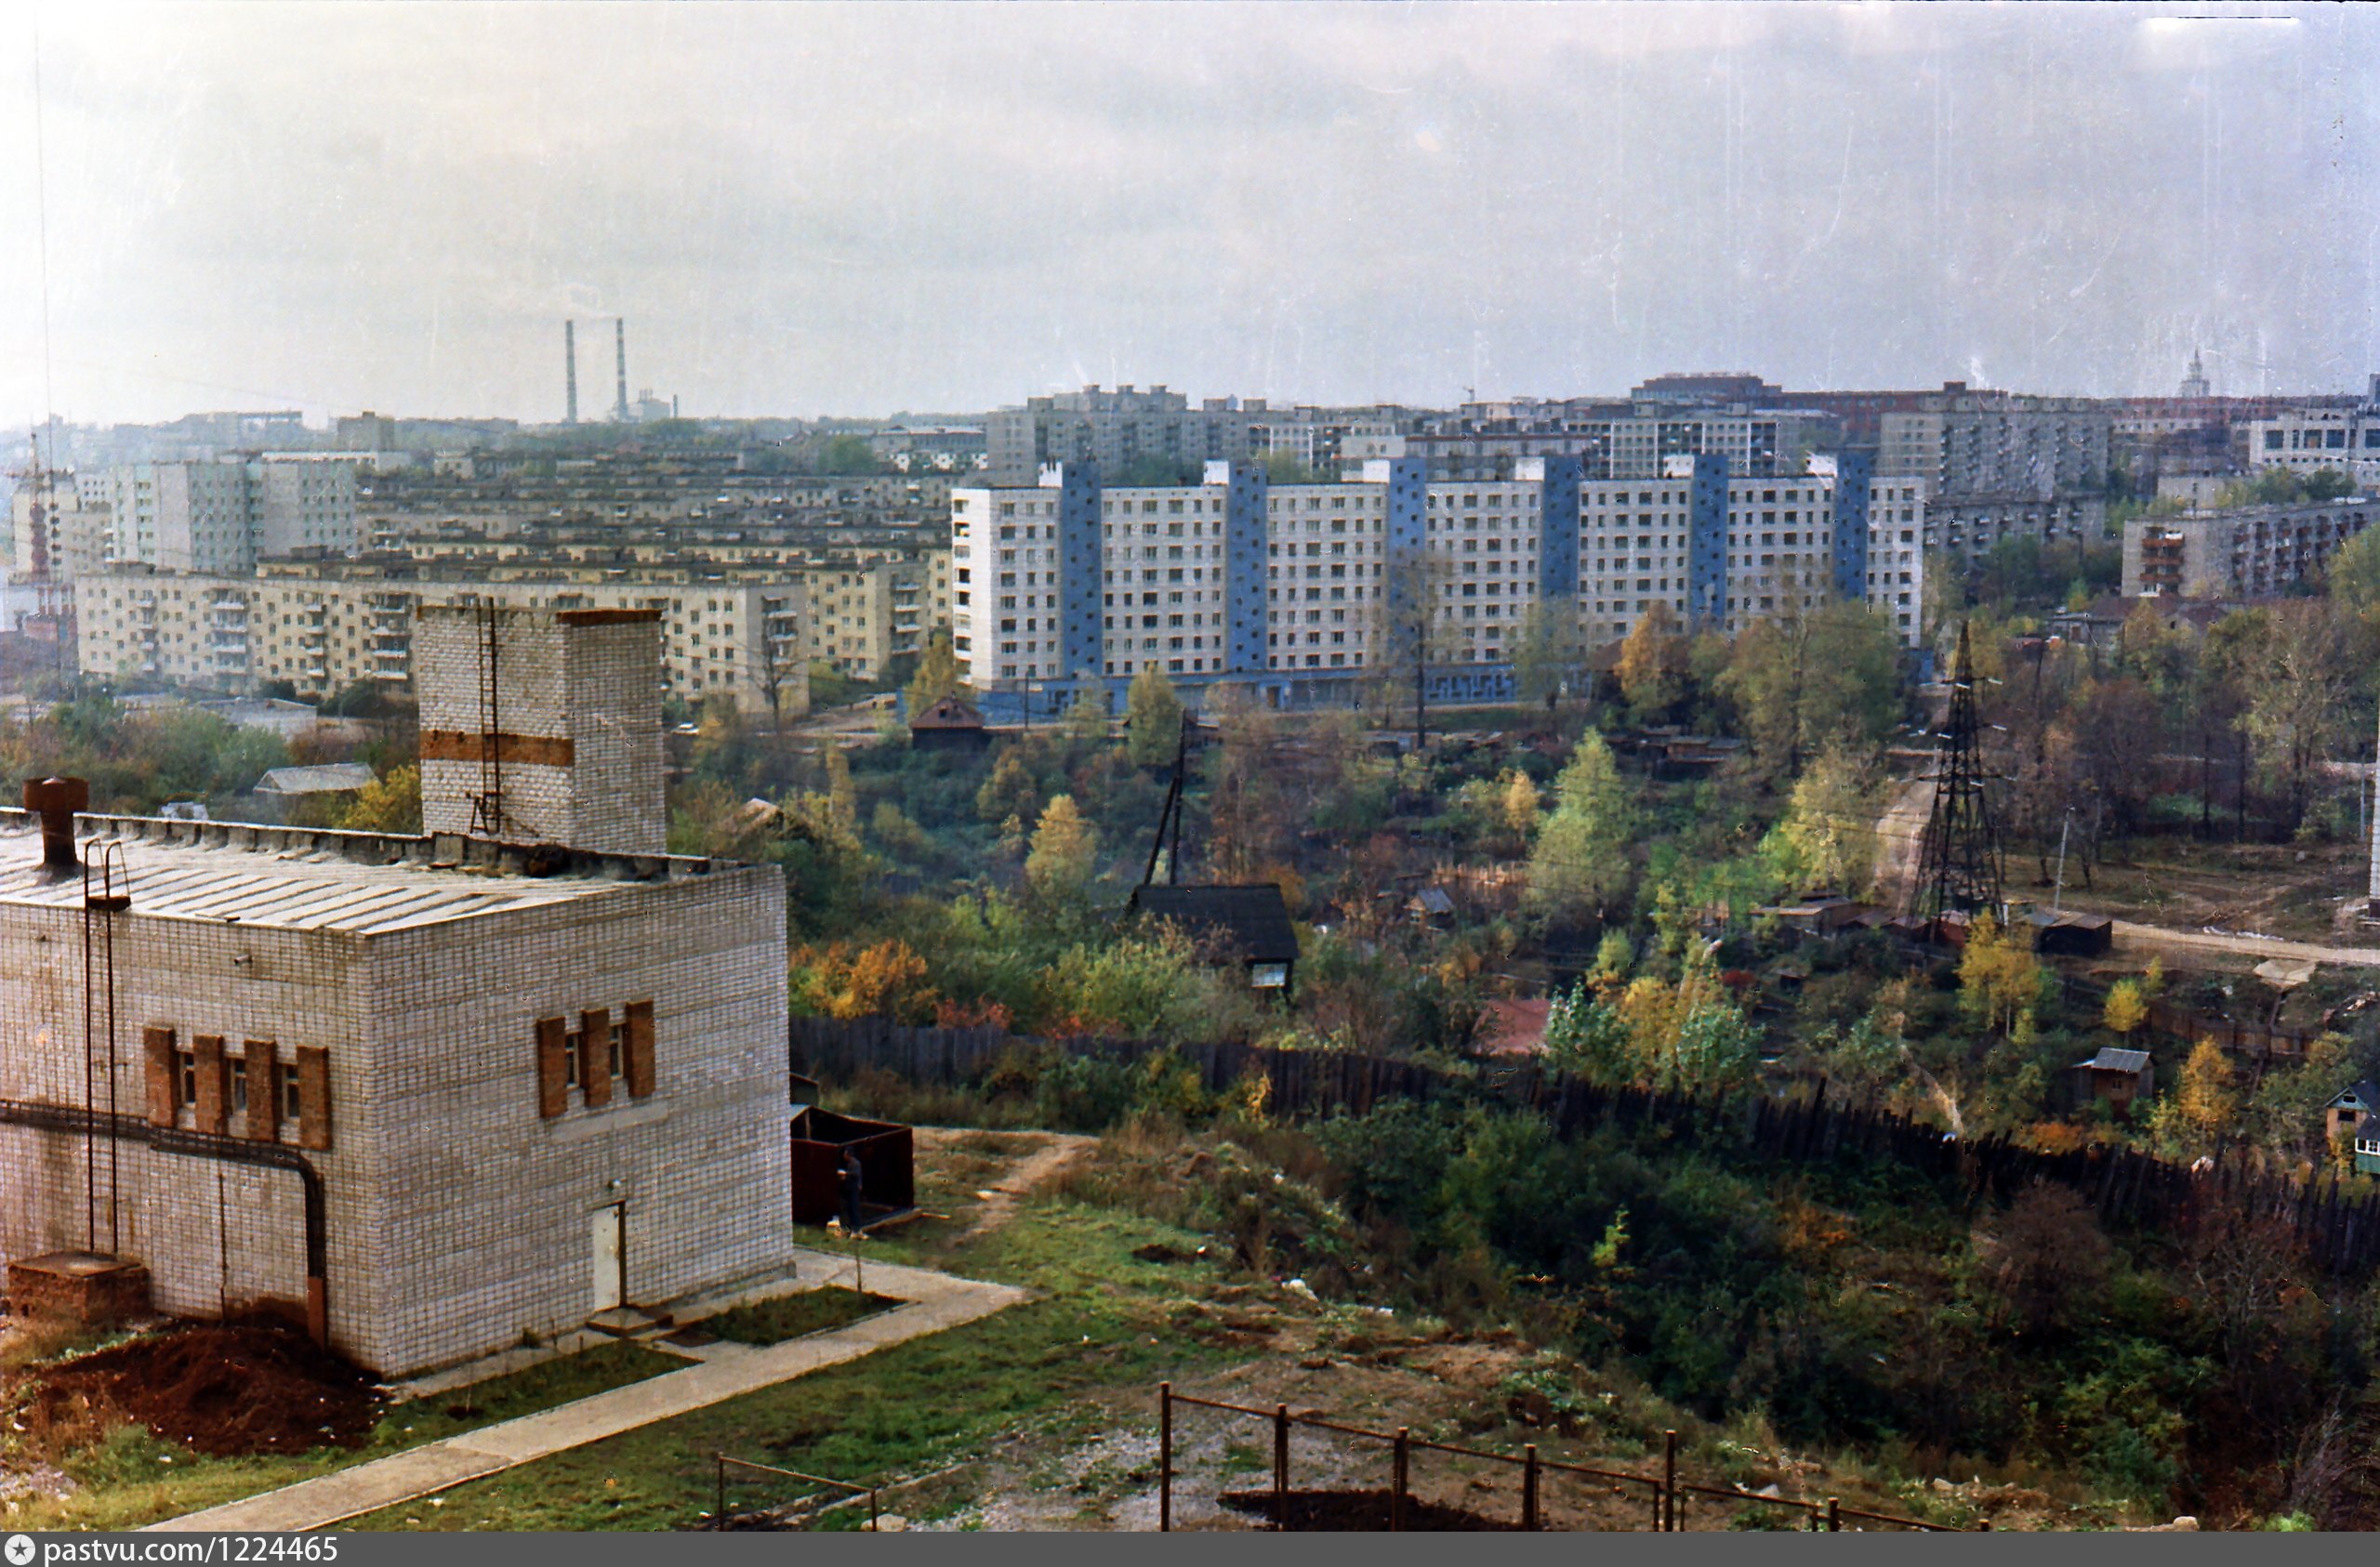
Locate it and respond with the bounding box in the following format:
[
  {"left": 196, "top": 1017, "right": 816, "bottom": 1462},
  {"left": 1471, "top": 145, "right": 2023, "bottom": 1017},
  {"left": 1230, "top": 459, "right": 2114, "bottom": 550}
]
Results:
[{"left": 1, "top": 1, "right": 2374, "bottom": 428}]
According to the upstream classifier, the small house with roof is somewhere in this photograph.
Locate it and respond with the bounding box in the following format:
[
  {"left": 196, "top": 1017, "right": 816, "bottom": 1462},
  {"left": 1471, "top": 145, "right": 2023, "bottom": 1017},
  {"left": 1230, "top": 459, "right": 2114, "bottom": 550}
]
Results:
[
  {"left": 2325, "top": 1081, "right": 2380, "bottom": 1174},
  {"left": 2065, "top": 1046, "right": 2155, "bottom": 1118},
  {"left": 1126, "top": 884, "right": 1299, "bottom": 993},
  {"left": 907, "top": 693, "right": 989, "bottom": 753}
]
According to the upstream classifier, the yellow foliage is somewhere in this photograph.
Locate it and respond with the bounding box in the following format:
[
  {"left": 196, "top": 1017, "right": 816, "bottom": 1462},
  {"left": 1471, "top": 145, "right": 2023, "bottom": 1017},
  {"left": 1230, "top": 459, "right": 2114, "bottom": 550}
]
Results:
[
  {"left": 789, "top": 939, "right": 938, "bottom": 1023},
  {"left": 2102, "top": 979, "right": 2149, "bottom": 1036},
  {"left": 2176, "top": 1037, "right": 2239, "bottom": 1139}
]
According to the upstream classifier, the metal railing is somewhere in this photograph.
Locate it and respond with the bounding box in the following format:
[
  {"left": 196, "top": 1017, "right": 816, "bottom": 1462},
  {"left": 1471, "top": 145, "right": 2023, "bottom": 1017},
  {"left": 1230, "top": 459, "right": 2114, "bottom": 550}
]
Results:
[
  {"left": 709, "top": 1453, "right": 880, "bottom": 1532},
  {"left": 1157, "top": 1384, "right": 1975, "bottom": 1533}
]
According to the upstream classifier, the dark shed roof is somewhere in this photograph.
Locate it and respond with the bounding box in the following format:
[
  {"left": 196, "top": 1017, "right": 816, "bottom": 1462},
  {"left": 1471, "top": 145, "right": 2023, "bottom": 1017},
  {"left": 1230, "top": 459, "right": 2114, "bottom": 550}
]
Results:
[
  {"left": 909, "top": 694, "right": 984, "bottom": 730},
  {"left": 1127, "top": 884, "right": 1299, "bottom": 966}
]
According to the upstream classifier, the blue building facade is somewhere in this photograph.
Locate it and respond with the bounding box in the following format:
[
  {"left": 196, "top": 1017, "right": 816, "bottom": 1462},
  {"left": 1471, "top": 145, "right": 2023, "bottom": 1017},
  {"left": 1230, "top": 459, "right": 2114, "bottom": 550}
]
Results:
[
  {"left": 1828, "top": 446, "right": 1875, "bottom": 603},
  {"left": 1685, "top": 453, "right": 1732, "bottom": 627}
]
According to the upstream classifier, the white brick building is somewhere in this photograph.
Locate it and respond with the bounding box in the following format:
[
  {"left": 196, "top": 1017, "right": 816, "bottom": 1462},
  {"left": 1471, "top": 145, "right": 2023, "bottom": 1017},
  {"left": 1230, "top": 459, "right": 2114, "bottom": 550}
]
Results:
[{"left": 0, "top": 606, "right": 793, "bottom": 1377}]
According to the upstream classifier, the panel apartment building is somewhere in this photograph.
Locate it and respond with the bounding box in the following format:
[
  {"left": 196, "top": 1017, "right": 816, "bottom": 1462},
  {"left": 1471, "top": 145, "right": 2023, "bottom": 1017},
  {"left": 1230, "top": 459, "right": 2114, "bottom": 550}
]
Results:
[
  {"left": 2122, "top": 495, "right": 2380, "bottom": 599},
  {"left": 0, "top": 610, "right": 791, "bottom": 1377},
  {"left": 77, "top": 565, "right": 809, "bottom": 719},
  {"left": 97, "top": 456, "right": 361, "bottom": 571},
  {"left": 947, "top": 455, "right": 1924, "bottom": 715},
  {"left": 1872, "top": 386, "right": 2109, "bottom": 551}
]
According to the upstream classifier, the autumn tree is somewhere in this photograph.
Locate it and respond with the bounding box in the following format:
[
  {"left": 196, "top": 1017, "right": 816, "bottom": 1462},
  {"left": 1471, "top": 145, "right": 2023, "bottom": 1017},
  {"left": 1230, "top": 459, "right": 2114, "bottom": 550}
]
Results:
[
  {"left": 2175, "top": 1037, "right": 2240, "bottom": 1142},
  {"left": 1765, "top": 739, "right": 1879, "bottom": 894},
  {"left": 2102, "top": 979, "right": 2149, "bottom": 1036},
  {"left": 1202, "top": 682, "right": 1292, "bottom": 882},
  {"left": 1720, "top": 599, "right": 1903, "bottom": 777},
  {"left": 1525, "top": 729, "right": 1638, "bottom": 927},
  {"left": 1124, "top": 664, "right": 1185, "bottom": 768},
  {"left": 1501, "top": 769, "right": 1540, "bottom": 845},
  {"left": 1972, "top": 1182, "right": 2112, "bottom": 1337},
  {"left": 1958, "top": 911, "right": 2043, "bottom": 1037},
  {"left": 1025, "top": 794, "right": 1100, "bottom": 902},
  {"left": 1616, "top": 602, "right": 1689, "bottom": 723},
  {"left": 338, "top": 763, "right": 421, "bottom": 834},
  {"left": 904, "top": 630, "right": 962, "bottom": 716}
]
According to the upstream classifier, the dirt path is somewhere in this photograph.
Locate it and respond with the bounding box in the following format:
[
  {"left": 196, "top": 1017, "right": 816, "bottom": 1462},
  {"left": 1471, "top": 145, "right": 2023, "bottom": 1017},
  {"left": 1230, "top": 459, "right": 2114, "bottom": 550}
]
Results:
[
  {"left": 912, "top": 1128, "right": 1098, "bottom": 1241},
  {"left": 1871, "top": 779, "right": 1935, "bottom": 915},
  {"left": 2102, "top": 918, "right": 2380, "bottom": 970}
]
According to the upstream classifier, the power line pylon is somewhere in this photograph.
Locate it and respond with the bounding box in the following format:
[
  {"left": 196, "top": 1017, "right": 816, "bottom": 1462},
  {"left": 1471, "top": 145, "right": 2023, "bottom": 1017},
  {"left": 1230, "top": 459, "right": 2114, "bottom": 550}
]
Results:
[{"left": 1915, "top": 621, "right": 2003, "bottom": 926}]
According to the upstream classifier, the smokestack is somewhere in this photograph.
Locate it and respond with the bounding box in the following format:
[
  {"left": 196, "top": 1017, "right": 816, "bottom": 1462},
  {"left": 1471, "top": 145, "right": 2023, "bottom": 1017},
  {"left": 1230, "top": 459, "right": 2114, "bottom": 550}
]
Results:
[
  {"left": 614, "top": 318, "right": 629, "bottom": 422},
  {"left": 23, "top": 775, "right": 87, "bottom": 873},
  {"left": 564, "top": 321, "right": 578, "bottom": 425}
]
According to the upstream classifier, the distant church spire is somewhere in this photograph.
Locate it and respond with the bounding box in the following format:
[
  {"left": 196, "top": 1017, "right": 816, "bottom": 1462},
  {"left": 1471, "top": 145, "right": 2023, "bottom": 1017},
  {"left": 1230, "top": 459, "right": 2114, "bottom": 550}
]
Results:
[{"left": 2178, "top": 349, "right": 2210, "bottom": 400}]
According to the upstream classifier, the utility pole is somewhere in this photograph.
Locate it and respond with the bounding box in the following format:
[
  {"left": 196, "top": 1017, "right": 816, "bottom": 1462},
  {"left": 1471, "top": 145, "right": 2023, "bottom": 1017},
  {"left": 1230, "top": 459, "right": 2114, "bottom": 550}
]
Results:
[{"left": 2051, "top": 808, "right": 2073, "bottom": 915}]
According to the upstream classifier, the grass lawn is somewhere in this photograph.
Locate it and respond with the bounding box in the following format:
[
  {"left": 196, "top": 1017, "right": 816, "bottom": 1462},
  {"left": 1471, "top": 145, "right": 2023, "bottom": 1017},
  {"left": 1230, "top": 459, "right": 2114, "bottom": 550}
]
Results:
[
  {"left": 699, "top": 1288, "right": 896, "bottom": 1346},
  {"left": 340, "top": 1200, "right": 1231, "bottom": 1531},
  {"left": 6, "top": 1339, "right": 681, "bottom": 1532}
]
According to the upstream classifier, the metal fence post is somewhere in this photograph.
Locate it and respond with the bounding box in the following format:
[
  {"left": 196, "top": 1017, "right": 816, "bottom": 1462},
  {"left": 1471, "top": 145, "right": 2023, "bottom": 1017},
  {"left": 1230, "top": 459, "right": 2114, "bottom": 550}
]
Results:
[
  {"left": 1274, "top": 1403, "right": 1289, "bottom": 1530},
  {"left": 869, "top": 1488, "right": 879, "bottom": 1533},
  {"left": 1522, "top": 1443, "right": 1540, "bottom": 1531},
  {"left": 715, "top": 1453, "right": 726, "bottom": 1527},
  {"left": 1826, "top": 1496, "right": 1840, "bottom": 1533},
  {"left": 1159, "top": 1382, "right": 1173, "bottom": 1533},
  {"left": 1392, "top": 1428, "right": 1409, "bottom": 1531},
  {"left": 1662, "top": 1430, "right": 1677, "bottom": 1532}
]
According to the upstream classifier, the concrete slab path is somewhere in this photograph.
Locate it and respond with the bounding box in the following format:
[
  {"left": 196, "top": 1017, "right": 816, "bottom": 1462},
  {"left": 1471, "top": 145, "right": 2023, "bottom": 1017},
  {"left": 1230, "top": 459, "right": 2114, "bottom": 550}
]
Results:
[{"left": 146, "top": 1249, "right": 1028, "bottom": 1534}]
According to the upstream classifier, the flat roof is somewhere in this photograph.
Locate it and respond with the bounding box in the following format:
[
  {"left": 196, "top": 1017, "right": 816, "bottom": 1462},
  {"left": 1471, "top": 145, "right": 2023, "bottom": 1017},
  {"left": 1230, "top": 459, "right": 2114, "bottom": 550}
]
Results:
[{"left": 0, "top": 810, "right": 732, "bottom": 936}]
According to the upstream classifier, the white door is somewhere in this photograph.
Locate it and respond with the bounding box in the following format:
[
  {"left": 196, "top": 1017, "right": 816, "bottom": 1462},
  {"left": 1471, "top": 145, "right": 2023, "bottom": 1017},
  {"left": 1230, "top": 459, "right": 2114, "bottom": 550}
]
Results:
[{"left": 589, "top": 1205, "right": 625, "bottom": 1313}]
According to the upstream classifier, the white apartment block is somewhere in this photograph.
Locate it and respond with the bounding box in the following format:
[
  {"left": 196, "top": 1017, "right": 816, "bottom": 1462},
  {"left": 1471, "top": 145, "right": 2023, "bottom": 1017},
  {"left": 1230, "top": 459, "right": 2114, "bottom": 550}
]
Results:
[
  {"left": 2243, "top": 405, "right": 2380, "bottom": 481},
  {"left": 948, "top": 455, "right": 1925, "bottom": 715},
  {"left": 97, "top": 458, "right": 360, "bottom": 574},
  {"left": 75, "top": 571, "right": 808, "bottom": 718}
]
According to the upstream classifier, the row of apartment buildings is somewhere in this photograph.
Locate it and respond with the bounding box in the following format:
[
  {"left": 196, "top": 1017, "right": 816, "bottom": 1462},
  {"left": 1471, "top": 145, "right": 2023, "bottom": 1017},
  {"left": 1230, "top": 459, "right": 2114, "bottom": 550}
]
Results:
[
  {"left": 2121, "top": 495, "right": 2380, "bottom": 599},
  {"left": 75, "top": 566, "right": 812, "bottom": 719},
  {"left": 947, "top": 454, "right": 1926, "bottom": 713}
]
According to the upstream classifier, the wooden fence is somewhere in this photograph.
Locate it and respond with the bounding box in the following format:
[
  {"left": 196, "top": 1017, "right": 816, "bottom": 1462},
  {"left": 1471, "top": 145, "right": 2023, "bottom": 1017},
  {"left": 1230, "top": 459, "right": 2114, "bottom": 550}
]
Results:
[{"left": 792, "top": 1013, "right": 2380, "bottom": 1275}]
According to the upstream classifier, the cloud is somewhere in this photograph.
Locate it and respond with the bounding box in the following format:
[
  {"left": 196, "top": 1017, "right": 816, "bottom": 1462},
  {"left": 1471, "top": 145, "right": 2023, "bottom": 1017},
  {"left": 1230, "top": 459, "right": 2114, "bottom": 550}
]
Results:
[{"left": 0, "top": 0, "right": 2373, "bottom": 425}]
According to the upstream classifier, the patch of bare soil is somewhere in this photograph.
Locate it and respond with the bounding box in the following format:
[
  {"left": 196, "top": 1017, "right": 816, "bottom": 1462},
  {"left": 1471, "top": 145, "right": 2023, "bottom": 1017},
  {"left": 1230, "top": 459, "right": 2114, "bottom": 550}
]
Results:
[
  {"left": 14, "top": 1319, "right": 379, "bottom": 1457},
  {"left": 911, "top": 1127, "right": 1097, "bottom": 1241}
]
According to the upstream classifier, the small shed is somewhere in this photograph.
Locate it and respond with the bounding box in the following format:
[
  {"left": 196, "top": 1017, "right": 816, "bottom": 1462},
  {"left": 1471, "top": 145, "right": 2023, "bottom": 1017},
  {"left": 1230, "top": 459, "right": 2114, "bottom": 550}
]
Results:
[
  {"left": 2324, "top": 1080, "right": 2380, "bottom": 1173},
  {"left": 2029, "top": 909, "right": 2114, "bottom": 957},
  {"left": 253, "top": 762, "right": 377, "bottom": 797},
  {"left": 788, "top": 1106, "right": 916, "bottom": 1230},
  {"left": 1406, "top": 887, "right": 1458, "bottom": 927},
  {"left": 1128, "top": 883, "right": 1299, "bottom": 992},
  {"left": 2065, "top": 1046, "right": 2154, "bottom": 1119},
  {"left": 1753, "top": 892, "right": 1865, "bottom": 934},
  {"left": 908, "top": 694, "right": 990, "bottom": 752}
]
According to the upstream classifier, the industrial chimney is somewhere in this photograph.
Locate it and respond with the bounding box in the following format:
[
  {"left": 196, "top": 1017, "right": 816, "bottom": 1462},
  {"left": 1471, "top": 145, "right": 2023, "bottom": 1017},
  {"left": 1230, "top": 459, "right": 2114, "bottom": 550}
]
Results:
[
  {"left": 564, "top": 321, "right": 578, "bottom": 425},
  {"left": 614, "top": 318, "right": 629, "bottom": 423}
]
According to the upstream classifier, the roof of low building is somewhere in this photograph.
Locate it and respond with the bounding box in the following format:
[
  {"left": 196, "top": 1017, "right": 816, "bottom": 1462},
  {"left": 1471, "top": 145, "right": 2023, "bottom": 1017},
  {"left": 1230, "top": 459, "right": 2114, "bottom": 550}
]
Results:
[
  {"left": 2327, "top": 1080, "right": 2380, "bottom": 1111},
  {"left": 254, "top": 763, "right": 377, "bottom": 796},
  {"left": 0, "top": 809, "right": 753, "bottom": 936},
  {"left": 2075, "top": 1047, "right": 2152, "bottom": 1074},
  {"left": 1127, "top": 883, "right": 1299, "bottom": 966},
  {"left": 909, "top": 694, "right": 984, "bottom": 730}
]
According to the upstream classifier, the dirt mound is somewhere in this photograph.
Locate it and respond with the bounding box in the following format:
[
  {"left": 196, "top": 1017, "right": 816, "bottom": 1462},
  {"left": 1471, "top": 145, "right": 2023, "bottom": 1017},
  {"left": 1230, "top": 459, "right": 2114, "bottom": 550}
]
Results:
[
  {"left": 1219, "top": 1487, "right": 1518, "bottom": 1531},
  {"left": 20, "top": 1319, "right": 380, "bottom": 1456}
]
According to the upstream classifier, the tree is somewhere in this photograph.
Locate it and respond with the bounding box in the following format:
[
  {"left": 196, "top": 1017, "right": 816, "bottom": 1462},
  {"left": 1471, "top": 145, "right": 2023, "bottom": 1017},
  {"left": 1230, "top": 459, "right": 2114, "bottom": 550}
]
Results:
[
  {"left": 2176, "top": 1037, "right": 2239, "bottom": 1142},
  {"left": 2241, "top": 602, "right": 2351, "bottom": 834},
  {"left": 1510, "top": 599, "right": 1578, "bottom": 713},
  {"left": 1063, "top": 681, "right": 1110, "bottom": 743},
  {"left": 976, "top": 749, "right": 1038, "bottom": 823},
  {"left": 821, "top": 743, "right": 856, "bottom": 833},
  {"left": 1124, "top": 664, "right": 1184, "bottom": 768},
  {"left": 2103, "top": 979, "right": 2149, "bottom": 1036},
  {"left": 1525, "top": 729, "right": 1637, "bottom": 927},
  {"left": 1720, "top": 599, "right": 1903, "bottom": 776},
  {"left": 338, "top": 763, "right": 421, "bottom": 834},
  {"left": 815, "top": 433, "right": 882, "bottom": 475},
  {"left": 1500, "top": 769, "right": 1540, "bottom": 844},
  {"left": 905, "top": 631, "right": 963, "bottom": 717},
  {"left": 1616, "top": 602, "right": 1688, "bottom": 723},
  {"left": 1025, "top": 794, "right": 1099, "bottom": 902},
  {"left": 1958, "top": 911, "right": 2043, "bottom": 1037},
  {"left": 1766, "top": 740, "right": 1879, "bottom": 893},
  {"left": 1973, "top": 1182, "right": 2111, "bottom": 1337}
]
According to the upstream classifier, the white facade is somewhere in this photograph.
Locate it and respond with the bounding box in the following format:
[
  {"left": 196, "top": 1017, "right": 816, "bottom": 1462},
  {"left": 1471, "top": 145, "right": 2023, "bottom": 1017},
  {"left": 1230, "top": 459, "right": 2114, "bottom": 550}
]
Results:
[{"left": 0, "top": 811, "right": 789, "bottom": 1377}]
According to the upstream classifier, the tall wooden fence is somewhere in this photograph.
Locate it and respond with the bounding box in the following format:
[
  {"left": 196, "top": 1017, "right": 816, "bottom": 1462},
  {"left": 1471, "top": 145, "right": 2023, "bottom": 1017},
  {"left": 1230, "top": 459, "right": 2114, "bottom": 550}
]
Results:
[{"left": 788, "top": 1016, "right": 2380, "bottom": 1276}]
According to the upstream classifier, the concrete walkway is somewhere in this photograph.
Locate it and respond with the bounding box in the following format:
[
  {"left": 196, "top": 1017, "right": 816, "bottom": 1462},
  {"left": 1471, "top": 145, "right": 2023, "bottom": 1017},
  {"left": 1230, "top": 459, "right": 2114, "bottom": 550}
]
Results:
[{"left": 147, "top": 1250, "right": 1028, "bottom": 1534}]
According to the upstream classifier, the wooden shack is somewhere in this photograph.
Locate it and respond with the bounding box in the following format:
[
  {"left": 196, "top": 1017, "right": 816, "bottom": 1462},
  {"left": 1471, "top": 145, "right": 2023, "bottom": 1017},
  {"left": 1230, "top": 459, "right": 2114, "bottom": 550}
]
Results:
[{"left": 789, "top": 1107, "right": 916, "bottom": 1229}]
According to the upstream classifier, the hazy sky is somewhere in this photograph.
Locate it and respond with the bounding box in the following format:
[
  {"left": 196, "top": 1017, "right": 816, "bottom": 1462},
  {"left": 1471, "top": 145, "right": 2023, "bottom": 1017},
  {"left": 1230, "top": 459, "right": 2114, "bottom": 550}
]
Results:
[{"left": 3, "top": 1, "right": 2374, "bottom": 427}]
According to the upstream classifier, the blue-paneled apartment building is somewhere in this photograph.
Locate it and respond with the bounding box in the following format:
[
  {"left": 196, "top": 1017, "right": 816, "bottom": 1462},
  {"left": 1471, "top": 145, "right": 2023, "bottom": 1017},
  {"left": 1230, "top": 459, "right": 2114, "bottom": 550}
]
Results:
[{"left": 949, "top": 452, "right": 1924, "bottom": 719}]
